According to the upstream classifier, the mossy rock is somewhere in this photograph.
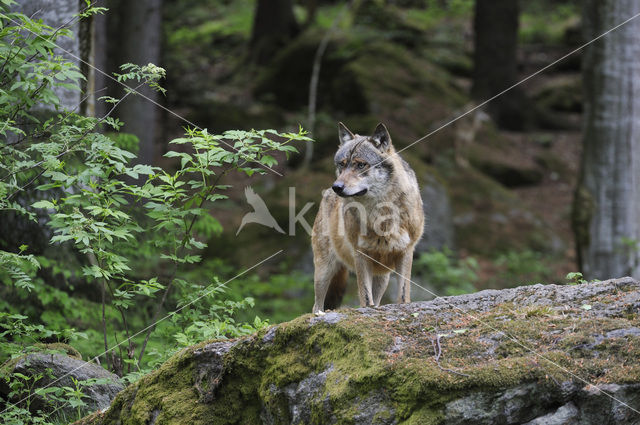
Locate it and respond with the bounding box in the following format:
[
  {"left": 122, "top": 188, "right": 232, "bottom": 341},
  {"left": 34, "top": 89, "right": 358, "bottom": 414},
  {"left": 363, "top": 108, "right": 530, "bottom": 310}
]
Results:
[
  {"left": 255, "top": 30, "right": 465, "bottom": 148},
  {"left": 76, "top": 278, "right": 640, "bottom": 425},
  {"left": 466, "top": 143, "right": 544, "bottom": 188},
  {"left": 444, "top": 164, "right": 560, "bottom": 257},
  {"left": 533, "top": 75, "right": 582, "bottom": 114},
  {"left": 254, "top": 30, "right": 367, "bottom": 114},
  {"left": 531, "top": 75, "right": 582, "bottom": 130},
  {"left": 1, "top": 345, "right": 123, "bottom": 418},
  {"left": 352, "top": 2, "right": 427, "bottom": 48},
  {"left": 34, "top": 342, "right": 82, "bottom": 358}
]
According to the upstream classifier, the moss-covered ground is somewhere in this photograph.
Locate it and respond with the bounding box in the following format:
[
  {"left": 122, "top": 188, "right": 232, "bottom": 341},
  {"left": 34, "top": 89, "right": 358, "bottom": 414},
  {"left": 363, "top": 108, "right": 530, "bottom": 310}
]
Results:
[{"left": 76, "top": 280, "right": 640, "bottom": 425}]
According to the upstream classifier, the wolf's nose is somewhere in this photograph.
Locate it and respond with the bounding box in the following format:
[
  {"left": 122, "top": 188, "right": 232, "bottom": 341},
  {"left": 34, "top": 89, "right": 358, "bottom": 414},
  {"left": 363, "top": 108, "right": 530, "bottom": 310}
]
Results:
[{"left": 332, "top": 182, "right": 345, "bottom": 194}]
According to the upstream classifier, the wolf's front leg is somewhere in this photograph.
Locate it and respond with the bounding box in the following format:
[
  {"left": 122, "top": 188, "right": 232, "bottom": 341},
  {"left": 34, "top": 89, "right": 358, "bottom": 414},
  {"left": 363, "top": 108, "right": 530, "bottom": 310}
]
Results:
[
  {"left": 372, "top": 274, "right": 390, "bottom": 306},
  {"left": 354, "top": 253, "right": 375, "bottom": 307},
  {"left": 395, "top": 251, "right": 413, "bottom": 303},
  {"left": 313, "top": 258, "right": 339, "bottom": 313}
]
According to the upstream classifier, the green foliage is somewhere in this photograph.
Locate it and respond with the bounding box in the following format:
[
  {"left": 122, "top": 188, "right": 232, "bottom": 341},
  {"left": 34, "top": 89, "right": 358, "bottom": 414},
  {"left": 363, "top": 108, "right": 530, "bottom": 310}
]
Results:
[
  {"left": 519, "top": 2, "right": 579, "bottom": 45},
  {"left": 163, "top": 0, "right": 254, "bottom": 83},
  {"left": 104, "top": 132, "right": 139, "bottom": 154},
  {"left": 566, "top": 271, "right": 587, "bottom": 285},
  {"left": 0, "top": 4, "right": 311, "bottom": 423},
  {"left": 166, "top": 0, "right": 253, "bottom": 45},
  {"left": 0, "top": 313, "right": 86, "bottom": 365},
  {"left": 179, "top": 258, "right": 314, "bottom": 325},
  {"left": 401, "top": 0, "right": 474, "bottom": 31},
  {"left": 413, "top": 248, "right": 559, "bottom": 296},
  {"left": 494, "top": 249, "right": 554, "bottom": 286},
  {"left": 413, "top": 248, "right": 478, "bottom": 296},
  {"left": 0, "top": 249, "right": 40, "bottom": 292}
]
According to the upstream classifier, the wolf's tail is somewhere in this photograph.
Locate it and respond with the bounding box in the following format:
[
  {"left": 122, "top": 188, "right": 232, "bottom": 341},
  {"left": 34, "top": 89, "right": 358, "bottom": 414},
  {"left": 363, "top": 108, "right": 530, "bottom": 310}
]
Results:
[{"left": 324, "top": 266, "right": 348, "bottom": 310}]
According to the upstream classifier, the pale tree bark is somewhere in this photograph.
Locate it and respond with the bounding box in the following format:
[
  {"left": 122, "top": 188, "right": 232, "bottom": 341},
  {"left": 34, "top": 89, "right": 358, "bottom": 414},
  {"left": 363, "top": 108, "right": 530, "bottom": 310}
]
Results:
[
  {"left": 14, "top": 0, "right": 84, "bottom": 110},
  {"left": 574, "top": 0, "right": 640, "bottom": 280}
]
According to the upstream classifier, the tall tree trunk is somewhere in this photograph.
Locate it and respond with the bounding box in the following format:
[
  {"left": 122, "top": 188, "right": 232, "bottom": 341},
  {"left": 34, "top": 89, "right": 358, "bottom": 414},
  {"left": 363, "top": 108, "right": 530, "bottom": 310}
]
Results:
[
  {"left": 250, "top": 0, "right": 299, "bottom": 65},
  {"left": 574, "top": 0, "right": 640, "bottom": 280},
  {"left": 93, "top": 0, "right": 109, "bottom": 119},
  {"left": 103, "top": 0, "right": 162, "bottom": 165},
  {"left": 472, "top": 0, "right": 525, "bottom": 130}
]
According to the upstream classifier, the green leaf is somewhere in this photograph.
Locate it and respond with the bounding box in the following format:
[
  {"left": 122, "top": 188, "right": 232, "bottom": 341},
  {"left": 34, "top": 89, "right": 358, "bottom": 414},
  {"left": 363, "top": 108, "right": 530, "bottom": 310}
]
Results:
[
  {"left": 31, "top": 200, "right": 54, "bottom": 209},
  {"left": 260, "top": 155, "right": 277, "bottom": 167}
]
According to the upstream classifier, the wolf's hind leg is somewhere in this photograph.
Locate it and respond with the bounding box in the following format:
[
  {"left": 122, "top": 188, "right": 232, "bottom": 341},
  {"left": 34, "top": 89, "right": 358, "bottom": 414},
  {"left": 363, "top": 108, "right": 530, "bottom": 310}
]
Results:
[
  {"left": 313, "top": 257, "right": 346, "bottom": 313},
  {"left": 372, "top": 274, "right": 390, "bottom": 306}
]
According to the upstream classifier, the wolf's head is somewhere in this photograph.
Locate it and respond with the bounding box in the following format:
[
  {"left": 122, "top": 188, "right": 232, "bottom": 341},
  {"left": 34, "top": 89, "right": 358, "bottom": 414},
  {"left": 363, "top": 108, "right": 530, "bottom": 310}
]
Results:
[{"left": 331, "top": 122, "right": 394, "bottom": 198}]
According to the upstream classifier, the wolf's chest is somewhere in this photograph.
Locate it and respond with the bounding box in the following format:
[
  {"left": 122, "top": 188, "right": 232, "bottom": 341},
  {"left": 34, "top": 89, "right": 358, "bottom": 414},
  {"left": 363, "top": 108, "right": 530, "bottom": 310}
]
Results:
[
  {"left": 342, "top": 205, "right": 414, "bottom": 253},
  {"left": 356, "top": 229, "right": 412, "bottom": 252}
]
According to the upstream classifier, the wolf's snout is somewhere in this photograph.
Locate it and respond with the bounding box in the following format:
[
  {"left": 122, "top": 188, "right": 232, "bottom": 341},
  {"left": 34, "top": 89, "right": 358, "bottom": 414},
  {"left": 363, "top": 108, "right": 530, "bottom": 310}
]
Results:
[{"left": 332, "top": 181, "right": 345, "bottom": 194}]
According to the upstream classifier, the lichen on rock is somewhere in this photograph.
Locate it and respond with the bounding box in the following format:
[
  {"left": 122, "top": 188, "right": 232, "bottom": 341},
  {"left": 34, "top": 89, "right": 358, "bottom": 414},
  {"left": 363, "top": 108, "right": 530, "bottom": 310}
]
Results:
[{"left": 76, "top": 277, "right": 640, "bottom": 425}]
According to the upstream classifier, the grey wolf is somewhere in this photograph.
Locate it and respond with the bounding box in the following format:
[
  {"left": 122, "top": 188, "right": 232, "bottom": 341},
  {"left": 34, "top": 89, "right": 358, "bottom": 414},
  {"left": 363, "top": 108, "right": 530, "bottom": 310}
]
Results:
[
  {"left": 311, "top": 123, "right": 424, "bottom": 313},
  {"left": 236, "top": 186, "right": 285, "bottom": 235}
]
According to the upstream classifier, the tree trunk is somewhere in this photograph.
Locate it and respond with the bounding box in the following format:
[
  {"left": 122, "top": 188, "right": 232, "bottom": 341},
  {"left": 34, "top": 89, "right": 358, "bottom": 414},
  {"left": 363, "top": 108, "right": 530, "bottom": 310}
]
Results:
[
  {"left": 101, "top": 0, "right": 162, "bottom": 165},
  {"left": 472, "top": 0, "right": 525, "bottom": 130},
  {"left": 14, "top": 0, "right": 84, "bottom": 110},
  {"left": 250, "top": 0, "right": 299, "bottom": 65},
  {"left": 574, "top": 0, "right": 640, "bottom": 280}
]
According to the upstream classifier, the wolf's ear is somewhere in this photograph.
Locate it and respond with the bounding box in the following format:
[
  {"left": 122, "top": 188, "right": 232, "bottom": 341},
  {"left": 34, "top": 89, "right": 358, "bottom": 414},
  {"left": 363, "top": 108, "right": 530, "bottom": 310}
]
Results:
[
  {"left": 371, "top": 123, "right": 391, "bottom": 151},
  {"left": 338, "top": 122, "right": 355, "bottom": 145}
]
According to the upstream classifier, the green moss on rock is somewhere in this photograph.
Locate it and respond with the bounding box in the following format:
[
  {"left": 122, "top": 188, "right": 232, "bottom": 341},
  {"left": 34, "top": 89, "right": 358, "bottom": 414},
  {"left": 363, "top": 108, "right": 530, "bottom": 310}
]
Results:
[{"left": 76, "top": 278, "right": 640, "bottom": 425}]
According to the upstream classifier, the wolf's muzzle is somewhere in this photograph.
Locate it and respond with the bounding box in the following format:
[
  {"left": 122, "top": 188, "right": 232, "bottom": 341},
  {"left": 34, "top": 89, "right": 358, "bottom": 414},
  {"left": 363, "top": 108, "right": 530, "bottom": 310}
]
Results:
[
  {"left": 332, "top": 181, "right": 345, "bottom": 194},
  {"left": 332, "top": 181, "right": 367, "bottom": 197}
]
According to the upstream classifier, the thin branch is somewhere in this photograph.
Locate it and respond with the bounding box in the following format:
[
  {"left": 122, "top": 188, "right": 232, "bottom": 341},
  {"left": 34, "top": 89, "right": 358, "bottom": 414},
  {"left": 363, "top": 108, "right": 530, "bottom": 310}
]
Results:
[
  {"left": 136, "top": 164, "right": 234, "bottom": 365},
  {"left": 431, "top": 333, "right": 470, "bottom": 377},
  {"left": 303, "top": 1, "right": 352, "bottom": 168},
  {"left": 0, "top": 35, "right": 23, "bottom": 79},
  {"left": 2, "top": 82, "right": 143, "bottom": 188},
  {"left": 5, "top": 167, "right": 47, "bottom": 201},
  {"left": 1, "top": 86, "right": 108, "bottom": 151},
  {"left": 86, "top": 249, "right": 111, "bottom": 371},
  {"left": 100, "top": 280, "right": 110, "bottom": 371},
  {"left": 106, "top": 280, "right": 136, "bottom": 371}
]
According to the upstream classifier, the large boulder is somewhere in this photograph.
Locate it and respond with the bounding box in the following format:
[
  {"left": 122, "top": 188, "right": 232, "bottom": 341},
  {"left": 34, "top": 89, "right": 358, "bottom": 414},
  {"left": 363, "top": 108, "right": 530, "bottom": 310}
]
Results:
[
  {"left": 78, "top": 277, "right": 640, "bottom": 424},
  {"left": 1, "top": 346, "right": 123, "bottom": 417}
]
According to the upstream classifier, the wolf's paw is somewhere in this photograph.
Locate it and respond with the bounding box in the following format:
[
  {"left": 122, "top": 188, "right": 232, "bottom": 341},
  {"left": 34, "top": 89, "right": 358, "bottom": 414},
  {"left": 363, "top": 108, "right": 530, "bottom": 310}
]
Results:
[{"left": 315, "top": 310, "right": 326, "bottom": 316}]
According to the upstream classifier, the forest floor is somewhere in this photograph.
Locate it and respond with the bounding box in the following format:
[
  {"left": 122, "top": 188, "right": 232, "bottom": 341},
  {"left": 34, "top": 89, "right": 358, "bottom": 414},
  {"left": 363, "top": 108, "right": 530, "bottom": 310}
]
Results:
[{"left": 158, "top": 2, "right": 585, "bottom": 294}]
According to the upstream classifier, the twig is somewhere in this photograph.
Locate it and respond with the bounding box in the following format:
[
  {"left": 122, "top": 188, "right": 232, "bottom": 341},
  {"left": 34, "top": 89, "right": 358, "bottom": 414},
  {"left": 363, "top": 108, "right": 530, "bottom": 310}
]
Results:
[
  {"left": 431, "top": 333, "right": 470, "bottom": 377},
  {"left": 1, "top": 87, "right": 108, "bottom": 151},
  {"left": 101, "top": 280, "right": 109, "bottom": 370},
  {"left": 2, "top": 82, "right": 143, "bottom": 195},
  {"left": 136, "top": 164, "right": 234, "bottom": 365},
  {"left": 303, "top": 1, "right": 352, "bottom": 168},
  {"left": 106, "top": 280, "right": 135, "bottom": 371}
]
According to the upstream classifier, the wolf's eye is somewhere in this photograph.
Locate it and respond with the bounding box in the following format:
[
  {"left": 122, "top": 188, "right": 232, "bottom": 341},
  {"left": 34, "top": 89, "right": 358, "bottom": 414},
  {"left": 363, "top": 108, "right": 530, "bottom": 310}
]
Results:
[{"left": 356, "top": 162, "right": 367, "bottom": 169}]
